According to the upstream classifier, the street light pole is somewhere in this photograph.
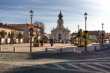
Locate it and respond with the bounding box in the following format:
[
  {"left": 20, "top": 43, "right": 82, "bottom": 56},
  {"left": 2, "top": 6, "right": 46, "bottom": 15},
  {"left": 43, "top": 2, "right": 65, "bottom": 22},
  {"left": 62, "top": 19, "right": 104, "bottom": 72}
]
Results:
[
  {"left": 78, "top": 24, "right": 80, "bottom": 46},
  {"left": 0, "top": 36, "right": 1, "bottom": 52},
  {"left": 30, "top": 10, "right": 33, "bottom": 25},
  {"left": 84, "top": 12, "right": 88, "bottom": 52},
  {"left": 29, "top": 10, "right": 34, "bottom": 53},
  {"left": 102, "top": 23, "right": 104, "bottom": 46}
]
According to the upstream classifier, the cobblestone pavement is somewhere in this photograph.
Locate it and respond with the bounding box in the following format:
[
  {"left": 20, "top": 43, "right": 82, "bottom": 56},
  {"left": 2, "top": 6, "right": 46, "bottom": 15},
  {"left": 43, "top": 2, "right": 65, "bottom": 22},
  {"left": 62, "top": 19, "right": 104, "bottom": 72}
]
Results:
[
  {"left": 1, "top": 57, "right": 110, "bottom": 73},
  {"left": 0, "top": 43, "right": 110, "bottom": 73}
]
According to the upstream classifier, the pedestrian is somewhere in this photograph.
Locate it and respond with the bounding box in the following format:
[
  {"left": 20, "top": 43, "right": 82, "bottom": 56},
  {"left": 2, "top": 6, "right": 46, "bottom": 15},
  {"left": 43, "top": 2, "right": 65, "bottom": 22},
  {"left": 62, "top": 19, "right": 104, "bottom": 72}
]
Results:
[{"left": 50, "top": 39, "right": 54, "bottom": 47}]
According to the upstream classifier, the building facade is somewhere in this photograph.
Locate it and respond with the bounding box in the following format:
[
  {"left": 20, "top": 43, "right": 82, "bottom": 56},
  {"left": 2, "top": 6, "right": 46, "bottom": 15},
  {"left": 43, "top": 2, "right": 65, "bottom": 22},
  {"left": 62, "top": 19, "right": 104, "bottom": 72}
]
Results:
[
  {"left": 71, "top": 30, "right": 106, "bottom": 45},
  {"left": 51, "top": 11, "right": 70, "bottom": 43},
  {"left": 0, "top": 22, "right": 44, "bottom": 44},
  {"left": 0, "top": 23, "right": 23, "bottom": 44}
]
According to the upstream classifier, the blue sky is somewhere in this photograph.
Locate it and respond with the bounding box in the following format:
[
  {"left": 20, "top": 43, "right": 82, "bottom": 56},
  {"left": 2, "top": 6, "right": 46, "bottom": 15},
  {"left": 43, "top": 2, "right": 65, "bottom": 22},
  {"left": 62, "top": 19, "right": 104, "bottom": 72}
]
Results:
[{"left": 0, "top": 0, "right": 110, "bottom": 33}]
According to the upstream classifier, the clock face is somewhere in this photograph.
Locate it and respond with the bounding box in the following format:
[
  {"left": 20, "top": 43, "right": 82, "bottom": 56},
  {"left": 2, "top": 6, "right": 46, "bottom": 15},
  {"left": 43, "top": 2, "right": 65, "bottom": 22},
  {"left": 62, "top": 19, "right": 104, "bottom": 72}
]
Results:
[{"left": 58, "top": 19, "right": 63, "bottom": 25}]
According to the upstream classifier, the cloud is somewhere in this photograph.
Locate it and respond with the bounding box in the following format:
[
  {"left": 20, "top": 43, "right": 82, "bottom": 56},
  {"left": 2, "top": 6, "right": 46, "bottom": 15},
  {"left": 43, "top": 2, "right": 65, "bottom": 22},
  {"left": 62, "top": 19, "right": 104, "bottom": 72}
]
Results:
[{"left": 0, "top": 0, "right": 110, "bottom": 33}]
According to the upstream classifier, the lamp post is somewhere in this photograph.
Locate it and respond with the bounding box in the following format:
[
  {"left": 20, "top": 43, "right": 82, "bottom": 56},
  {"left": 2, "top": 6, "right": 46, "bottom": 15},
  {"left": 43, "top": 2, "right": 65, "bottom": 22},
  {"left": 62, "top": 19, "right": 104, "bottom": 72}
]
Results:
[
  {"left": 84, "top": 12, "right": 88, "bottom": 52},
  {"left": 78, "top": 24, "right": 80, "bottom": 46},
  {"left": 30, "top": 10, "right": 33, "bottom": 25},
  {"left": 29, "top": 10, "right": 34, "bottom": 53},
  {"left": 101, "top": 23, "right": 104, "bottom": 46},
  {"left": 0, "top": 35, "right": 1, "bottom": 52}
]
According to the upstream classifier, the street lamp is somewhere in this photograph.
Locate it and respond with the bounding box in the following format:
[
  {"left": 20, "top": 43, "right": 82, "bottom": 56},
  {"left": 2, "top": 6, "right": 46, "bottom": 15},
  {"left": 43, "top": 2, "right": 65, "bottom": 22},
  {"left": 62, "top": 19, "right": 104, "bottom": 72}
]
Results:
[
  {"left": 101, "top": 23, "right": 104, "bottom": 46},
  {"left": 0, "top": 36, "right": 1, "bottom": 52},
  {"left": 84, "top": 12, "right": 88, "bottom": 52},
  {"left": 29, "top": 10, "right": 34, "bottom": 53},
  {"left": 78, "top": 24, "right": 80, "bottom": 46},
  {"left": 30, "top": 10, "right": 33, "bottom": 24}
]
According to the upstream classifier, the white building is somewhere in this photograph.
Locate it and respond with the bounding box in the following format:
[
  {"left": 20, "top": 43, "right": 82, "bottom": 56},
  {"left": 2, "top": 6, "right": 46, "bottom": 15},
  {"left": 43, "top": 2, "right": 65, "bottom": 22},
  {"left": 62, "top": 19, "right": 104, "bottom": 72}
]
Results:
[{"left": 51, "top": 11, "right": 70, "bottom": 43}]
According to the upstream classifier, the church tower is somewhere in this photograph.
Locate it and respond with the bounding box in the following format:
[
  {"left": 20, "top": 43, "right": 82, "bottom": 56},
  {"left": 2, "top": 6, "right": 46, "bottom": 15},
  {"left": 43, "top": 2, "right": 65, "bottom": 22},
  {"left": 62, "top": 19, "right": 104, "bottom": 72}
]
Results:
[
  {"left": 57, "top": 10, "right": 64, "bottom": 28},
  {"left": 51, "top": 10, "right": 70, "bottom": 43}
]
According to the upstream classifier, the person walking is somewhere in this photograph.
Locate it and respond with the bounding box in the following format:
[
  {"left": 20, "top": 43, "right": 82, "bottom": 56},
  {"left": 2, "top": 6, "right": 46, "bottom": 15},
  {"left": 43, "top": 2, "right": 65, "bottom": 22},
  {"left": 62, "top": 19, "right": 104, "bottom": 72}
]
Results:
[{"left": 50, "top": 39, "right": 54, "bottom": 47}]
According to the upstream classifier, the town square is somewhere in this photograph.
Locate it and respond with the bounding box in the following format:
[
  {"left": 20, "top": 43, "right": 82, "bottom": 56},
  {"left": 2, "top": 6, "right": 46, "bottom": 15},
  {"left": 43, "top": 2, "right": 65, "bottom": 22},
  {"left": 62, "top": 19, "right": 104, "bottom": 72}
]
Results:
[{"left": 1, "top": 0, "right": 110, "bottom": 73}]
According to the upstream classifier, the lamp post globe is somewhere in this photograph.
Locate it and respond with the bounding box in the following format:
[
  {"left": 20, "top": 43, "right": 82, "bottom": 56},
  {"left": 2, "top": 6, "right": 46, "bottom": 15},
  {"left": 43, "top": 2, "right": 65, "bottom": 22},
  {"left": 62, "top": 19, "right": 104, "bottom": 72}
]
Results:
[
  {"left": 30, "top": 10, "right": 33, "bottom": 18},
  {"left": 84, "top": 12, "right": 87, "bottom": 18}
]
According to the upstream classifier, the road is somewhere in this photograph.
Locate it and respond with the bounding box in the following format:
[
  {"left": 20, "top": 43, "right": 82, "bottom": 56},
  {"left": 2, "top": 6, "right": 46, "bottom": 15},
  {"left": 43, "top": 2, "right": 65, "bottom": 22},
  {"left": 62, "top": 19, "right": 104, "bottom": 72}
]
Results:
[
  {"left": 0, "top": 48, "right": 110, "bottom": 73},
  {"left": 2, "top": 57, "right": 110, "bottom": 73},
  {"left": 0, "top": 43, "right": 110, "bottom": 73}
]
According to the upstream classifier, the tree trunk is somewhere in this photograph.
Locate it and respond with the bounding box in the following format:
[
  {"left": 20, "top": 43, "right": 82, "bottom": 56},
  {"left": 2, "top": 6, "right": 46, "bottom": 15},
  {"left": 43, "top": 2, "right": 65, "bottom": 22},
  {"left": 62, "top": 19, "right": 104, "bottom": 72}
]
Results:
[
  {"left": 0, "top": 38, "right": 1, "bottom": 45},
  {"left": 18, "top": 39, "right": 20, "bottom": 43}
]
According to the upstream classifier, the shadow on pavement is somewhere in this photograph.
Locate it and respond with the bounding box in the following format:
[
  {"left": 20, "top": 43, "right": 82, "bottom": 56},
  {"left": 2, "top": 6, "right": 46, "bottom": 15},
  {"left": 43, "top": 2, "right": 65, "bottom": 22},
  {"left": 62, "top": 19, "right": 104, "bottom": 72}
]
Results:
[
  {"left": 6, "top": 66, "right": 87, "bottom": 73},
  {"left": 30, "top": 47, "right": 110, "bottom": 60}
]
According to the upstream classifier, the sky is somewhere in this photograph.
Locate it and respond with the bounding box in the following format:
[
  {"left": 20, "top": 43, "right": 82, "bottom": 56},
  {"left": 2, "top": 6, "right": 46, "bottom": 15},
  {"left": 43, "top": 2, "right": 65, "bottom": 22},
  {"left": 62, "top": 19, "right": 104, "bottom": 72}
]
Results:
[{"left": 0, "top": 0, "right": 110, "bottom": 33}]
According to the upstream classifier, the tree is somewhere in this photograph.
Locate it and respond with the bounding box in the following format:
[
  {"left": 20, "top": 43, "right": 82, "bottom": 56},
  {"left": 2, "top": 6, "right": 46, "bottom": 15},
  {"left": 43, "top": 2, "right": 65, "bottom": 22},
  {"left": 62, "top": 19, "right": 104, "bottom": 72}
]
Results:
[
  {"left": 70, "top": 37, "right": 75, "bottom": 44},
  {"left": 33, "top": 35, "right": 39, "bottom": 47},
  {"left": 77, "top": 29, "right": 83, "bottom": 47},
  {"left": 42, "top": 35, "right": 48, "bottom": 43},
  {"left": 0, "top": 30, "right": 7, "bottom": 38},
  {"left": 17, "top": 32, "right": 23, "bottom": 43},
  {"left": 8, "top": 32, "right": 15, "bottom": 44},
  {"left": 0, "top": 30, "right": 7, "bottom": 44}
]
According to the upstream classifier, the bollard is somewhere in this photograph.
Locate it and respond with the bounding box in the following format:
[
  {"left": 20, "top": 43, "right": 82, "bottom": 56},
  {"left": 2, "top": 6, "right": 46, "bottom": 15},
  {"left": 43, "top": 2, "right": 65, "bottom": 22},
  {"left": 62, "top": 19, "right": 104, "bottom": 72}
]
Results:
[
  {"left": 13, "top": 47, "right": 15, "bottom": 53},
  {"left": 0, "top": 47, "right": 1, "bottom": 52},
  {"left": 73, "top": 48, "right": 75, "bottom": 55},
  {"left": 59, "top": 48, "right": 63, "bottom": 53},
  {"left": 94, "top": 46, "right": 97, "bottom": 51},
  {"left": 73, "top": 48, "right": 76, "bottom": 55},
  {"left": 45, "top": 48, "right": 48, "bottom": 53}
]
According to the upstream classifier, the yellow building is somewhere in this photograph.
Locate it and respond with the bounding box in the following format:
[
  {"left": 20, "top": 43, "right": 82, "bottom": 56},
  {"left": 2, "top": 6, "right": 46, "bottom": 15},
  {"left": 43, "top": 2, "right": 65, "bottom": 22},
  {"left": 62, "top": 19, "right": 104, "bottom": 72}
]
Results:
[{"left": 0, "top": 22, "right": 44, "bottom": 44}]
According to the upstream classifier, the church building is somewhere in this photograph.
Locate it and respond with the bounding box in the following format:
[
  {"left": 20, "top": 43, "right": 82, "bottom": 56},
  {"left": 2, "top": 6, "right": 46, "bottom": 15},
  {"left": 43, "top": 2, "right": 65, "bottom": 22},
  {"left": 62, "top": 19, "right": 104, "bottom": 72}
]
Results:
[{"left": 51, "top": 11, "right": 70, "bottom": 43}]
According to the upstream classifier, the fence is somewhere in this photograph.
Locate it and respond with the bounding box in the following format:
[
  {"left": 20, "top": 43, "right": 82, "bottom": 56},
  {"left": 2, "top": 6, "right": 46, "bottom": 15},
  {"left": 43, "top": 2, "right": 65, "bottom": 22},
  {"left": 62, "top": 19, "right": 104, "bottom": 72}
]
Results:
[
  {"left": 44, "top": 46, "right": 102, "bottom": 54},
  {"left": 0, "top": 43, "right": 109, "bottom": 54}
]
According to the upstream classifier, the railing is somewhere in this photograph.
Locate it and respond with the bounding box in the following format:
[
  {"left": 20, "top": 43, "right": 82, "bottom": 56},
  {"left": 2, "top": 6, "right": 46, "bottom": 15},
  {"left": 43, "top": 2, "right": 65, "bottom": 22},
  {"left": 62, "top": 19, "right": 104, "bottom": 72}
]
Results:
[
  {"left": 0, "top": 43, "right": 109, "bottom": 54},
  {"left": 0, "top": 46, "right": 30, "bottom": 53}
]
